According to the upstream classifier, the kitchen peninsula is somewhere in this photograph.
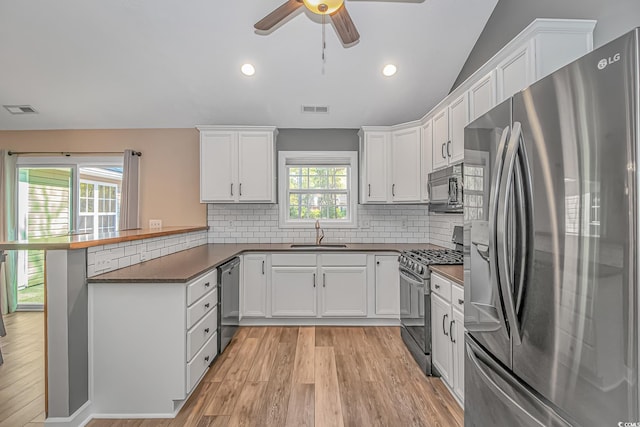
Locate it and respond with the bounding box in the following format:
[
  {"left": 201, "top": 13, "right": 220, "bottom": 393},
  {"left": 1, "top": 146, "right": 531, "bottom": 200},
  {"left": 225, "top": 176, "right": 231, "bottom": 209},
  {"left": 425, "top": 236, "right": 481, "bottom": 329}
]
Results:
[{"left": 0, "top": 226, "right": 208, "bottom": 424}]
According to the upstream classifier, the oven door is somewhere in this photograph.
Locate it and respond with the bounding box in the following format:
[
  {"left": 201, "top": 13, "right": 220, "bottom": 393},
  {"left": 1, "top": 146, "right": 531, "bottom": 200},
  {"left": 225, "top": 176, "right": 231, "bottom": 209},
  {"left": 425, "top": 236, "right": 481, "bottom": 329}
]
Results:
[{"left": 399, "top": 269, "right": 428, "bottom": 353}]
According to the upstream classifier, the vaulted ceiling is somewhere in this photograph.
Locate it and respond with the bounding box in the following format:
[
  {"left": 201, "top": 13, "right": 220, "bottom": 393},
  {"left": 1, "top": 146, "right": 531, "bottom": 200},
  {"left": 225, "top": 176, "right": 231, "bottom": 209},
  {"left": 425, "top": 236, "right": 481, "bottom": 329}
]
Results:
[{"left": 0, "top": 0, "right": 498, "bottom": 130}]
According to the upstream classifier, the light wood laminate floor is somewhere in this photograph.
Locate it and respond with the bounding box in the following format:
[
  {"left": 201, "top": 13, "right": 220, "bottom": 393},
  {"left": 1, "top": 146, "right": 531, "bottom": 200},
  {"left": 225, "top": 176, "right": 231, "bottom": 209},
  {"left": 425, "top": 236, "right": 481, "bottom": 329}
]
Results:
[
  {"left": 90, "top": 326, "right": 463, "bottom": 427},
  {"left": 0, "top": 311, "right": 45, "bottom": 427}
]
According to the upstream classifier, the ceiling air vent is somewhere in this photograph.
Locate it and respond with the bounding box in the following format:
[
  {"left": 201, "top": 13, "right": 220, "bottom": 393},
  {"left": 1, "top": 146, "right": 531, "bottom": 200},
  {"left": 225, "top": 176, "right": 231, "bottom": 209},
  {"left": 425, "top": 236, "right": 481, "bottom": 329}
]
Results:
[
  {"left": 4, "top": 105, "right": 38, "bottom": 114},
  {"left": 301, "top": 105, "right": 329, "bottom": 114}
]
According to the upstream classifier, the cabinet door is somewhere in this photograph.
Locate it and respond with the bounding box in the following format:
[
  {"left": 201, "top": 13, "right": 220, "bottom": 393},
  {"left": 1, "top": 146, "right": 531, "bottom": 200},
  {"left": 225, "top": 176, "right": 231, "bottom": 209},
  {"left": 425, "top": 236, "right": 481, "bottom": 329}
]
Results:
[
  {"left": 469, "top": 71, "right": 496, "bottom": 121},
  {"left": 432, "top": 108, "right": 449, "bottom": 170},
  {"left": 320, "top": 267, "right": 367, "bottom": 317},
  {"left": 391, "top": 127, "right": 421, "bottom": 202},
  {"left": 271, "top": 267, "right": 317, "bottom": 317},
  {"left": 375, "top": 256, "right": 399, "bottom": 316},
  {"left": 431, "top": 293, "right": 452, "bottom": 384},
  {"left": 242, "top": 254, "right": 267, "bottom": 317},
  {"left": 421, "top": 121, "right": 433, "bottom": 202},
  {"left": 452, "top": 308, "right": 465, "bottom": 402},
  {"left": 362, "top": 132, "right": 389, "bottom": 203},
  {"left": 497, "top": 43, "right": 533, "bottom": 102},
  {"left": 238, "top": 132, "right": 274, "bottom": 202},
  {"left": 448, "top": 93, "right": 468, "bottom": 164},
  {"left": 200, "top": 131, "right": 236, "bottom": 202}
]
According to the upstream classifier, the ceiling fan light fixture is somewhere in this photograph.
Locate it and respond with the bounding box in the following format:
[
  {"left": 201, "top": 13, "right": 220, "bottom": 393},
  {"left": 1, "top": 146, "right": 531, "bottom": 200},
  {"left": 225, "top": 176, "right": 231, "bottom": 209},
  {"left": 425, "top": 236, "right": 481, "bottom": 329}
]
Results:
[
  {"left": 303, "top": 0, "right": 345, "bottom": 15},
  {"left": 383, "top": 64, "right": 397, "bottom": 77},
  {"left": 241, "top": 63, "right": 256, "bottom": 76}
]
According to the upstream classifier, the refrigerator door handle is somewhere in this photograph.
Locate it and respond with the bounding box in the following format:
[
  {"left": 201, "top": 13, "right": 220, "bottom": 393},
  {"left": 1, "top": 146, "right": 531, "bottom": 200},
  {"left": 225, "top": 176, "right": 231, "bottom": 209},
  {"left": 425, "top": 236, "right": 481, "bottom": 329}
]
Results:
[
  {"left": 497, "top": 121, "right": 523, "bottom": 345},
  {"left": 489, "top": 125, "right": 511, "bottom": 338}
]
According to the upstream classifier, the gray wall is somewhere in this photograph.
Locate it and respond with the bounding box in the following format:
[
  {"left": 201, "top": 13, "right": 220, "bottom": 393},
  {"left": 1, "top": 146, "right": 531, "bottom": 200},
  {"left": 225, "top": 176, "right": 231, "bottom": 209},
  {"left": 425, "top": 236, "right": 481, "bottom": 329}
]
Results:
[
  {"left": 277, "top": 128, "right": 359, "bottom": 152},
  {"left": 452, "top": 0, "right": 640, "bottom": 90}
]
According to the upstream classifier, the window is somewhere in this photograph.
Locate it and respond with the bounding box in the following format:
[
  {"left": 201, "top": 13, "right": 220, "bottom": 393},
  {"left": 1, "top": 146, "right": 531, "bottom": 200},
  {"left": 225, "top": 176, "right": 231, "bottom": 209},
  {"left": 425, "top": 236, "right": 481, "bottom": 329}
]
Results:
[
  {"left": 464, "top": 151, "right": 490, "bottom": 222},
  {"left": 279, "top": 151, "right": 358, "bottom": 228},
  {"left": 78, "top": 180, "right": 119, "bottom": 233}
]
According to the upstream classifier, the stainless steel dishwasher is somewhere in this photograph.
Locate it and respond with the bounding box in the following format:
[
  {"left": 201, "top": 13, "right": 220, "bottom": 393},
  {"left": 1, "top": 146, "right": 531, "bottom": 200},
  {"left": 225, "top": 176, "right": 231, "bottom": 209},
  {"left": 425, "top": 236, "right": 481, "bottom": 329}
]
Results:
[{"left": 218, "top": 257, "right": 240, "bottom": 354}]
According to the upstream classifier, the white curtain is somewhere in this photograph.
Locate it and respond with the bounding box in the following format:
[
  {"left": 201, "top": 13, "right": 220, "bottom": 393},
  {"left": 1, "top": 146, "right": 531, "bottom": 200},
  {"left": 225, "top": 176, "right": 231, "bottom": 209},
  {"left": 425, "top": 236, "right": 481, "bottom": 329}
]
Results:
[
  {"left": 0, "top": 151, "right": 18, "bottom": 364},
  {"left": 119, "top": 149, "right": 140, "bottom": 230}
]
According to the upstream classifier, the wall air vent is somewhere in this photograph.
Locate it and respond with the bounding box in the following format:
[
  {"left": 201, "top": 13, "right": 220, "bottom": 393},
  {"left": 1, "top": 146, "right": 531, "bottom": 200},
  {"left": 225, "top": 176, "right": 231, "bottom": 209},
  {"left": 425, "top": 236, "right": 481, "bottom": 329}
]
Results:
[
  {"left": 301, "top": 105, "right": 329, "bottom": 114},
  {"left": 4, "top": 105, "right": 38, "bottom": 114}
]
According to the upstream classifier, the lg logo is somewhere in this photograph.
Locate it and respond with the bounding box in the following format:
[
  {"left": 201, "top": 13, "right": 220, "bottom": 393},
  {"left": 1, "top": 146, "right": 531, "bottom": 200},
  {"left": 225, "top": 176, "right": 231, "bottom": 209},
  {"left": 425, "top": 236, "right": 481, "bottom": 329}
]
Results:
[{"left": 598, "top": 53, "right": 621, "bottom": 70}]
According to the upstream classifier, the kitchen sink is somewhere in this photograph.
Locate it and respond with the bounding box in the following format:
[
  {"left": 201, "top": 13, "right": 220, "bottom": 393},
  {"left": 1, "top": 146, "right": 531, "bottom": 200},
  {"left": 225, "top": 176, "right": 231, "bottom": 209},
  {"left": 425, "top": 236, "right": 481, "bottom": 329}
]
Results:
[{"left": 289, "top": 244, "right": 348, "bottom": 249}]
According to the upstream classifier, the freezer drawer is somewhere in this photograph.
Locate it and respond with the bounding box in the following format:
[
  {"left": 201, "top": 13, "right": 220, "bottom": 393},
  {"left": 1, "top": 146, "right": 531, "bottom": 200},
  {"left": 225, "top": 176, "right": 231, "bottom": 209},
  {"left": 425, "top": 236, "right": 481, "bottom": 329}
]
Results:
[{"left": 465, "top": 335, "right": 572, "bottom": 427}]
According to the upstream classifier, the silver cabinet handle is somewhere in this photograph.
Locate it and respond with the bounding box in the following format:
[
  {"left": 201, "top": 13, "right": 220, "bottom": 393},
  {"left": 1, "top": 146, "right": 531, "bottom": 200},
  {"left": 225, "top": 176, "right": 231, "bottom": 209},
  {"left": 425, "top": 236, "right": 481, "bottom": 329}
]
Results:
[
  {"left": 392, "top": 184, "right": 396, "bottom": 197},
  {"left": 443, "top": 314, "right": 449, "bottom": 336},
  {"left": 313, "top": 273, "right": 316, "bottom": 287},
  {"left": 230, "top": 183, "right": 233, "bottom": 196},
  {"left": 447, "top": 141, "right": 452, "bottom": 157},
  {"left": 261, "top": 260, "right": 265, "bottom": 275},
  {"left": 442, "top": 143, "right": 446, "bottom": 159},
  {"left": 368, "top": 184, "right": 371, "bottom": 197},
  {"left": 449, "top": 320, "right": 456, "bottom": 343},
  {"left": 323, "top": 273, "right": 326, "bottom": 288},
  {"left": 239, "top": 183, "right": 242, "bottom": 196}
]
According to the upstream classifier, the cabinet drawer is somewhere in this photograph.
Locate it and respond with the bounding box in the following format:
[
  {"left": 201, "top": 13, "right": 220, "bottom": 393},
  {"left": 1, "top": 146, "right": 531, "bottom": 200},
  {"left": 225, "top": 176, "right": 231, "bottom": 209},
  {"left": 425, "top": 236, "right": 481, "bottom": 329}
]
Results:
[
  {"left": 187, "top": 269, "right": 216, "bottom": 306},
  {"left": 271, "top": 254, "right": 316, "bottom": 266},
  {"left": 187, "top": 332, "right": 217, "bottom": 393},
  {"left": 431, "top": 273, "right": 451, "bottom": 302},
  {"left": 187, "top": 307, "right": 217, "bottom": 361},
  {"left": 321, "top": 254, "right": 366, "bottom": 266},
  {"left": 452, "top": 284, "right": 464, "bottom": 313},
  {"left": 187, "top": 288, "right": 217, "bottom": 329}
]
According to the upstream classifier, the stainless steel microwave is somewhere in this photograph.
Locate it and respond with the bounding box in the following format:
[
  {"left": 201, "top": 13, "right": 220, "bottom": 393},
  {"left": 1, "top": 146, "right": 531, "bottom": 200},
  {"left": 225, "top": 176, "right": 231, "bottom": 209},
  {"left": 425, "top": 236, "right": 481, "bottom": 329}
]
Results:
[{"left": 428, "top": 164, "right": 463, "bottom": 213}]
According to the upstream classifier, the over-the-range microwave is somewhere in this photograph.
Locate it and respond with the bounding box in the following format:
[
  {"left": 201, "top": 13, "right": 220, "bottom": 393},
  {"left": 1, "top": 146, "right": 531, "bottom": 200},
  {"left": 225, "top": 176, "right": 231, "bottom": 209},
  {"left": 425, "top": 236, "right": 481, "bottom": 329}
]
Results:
[{"left": 428, "top": 164, "right": 463, "bottom": 213}]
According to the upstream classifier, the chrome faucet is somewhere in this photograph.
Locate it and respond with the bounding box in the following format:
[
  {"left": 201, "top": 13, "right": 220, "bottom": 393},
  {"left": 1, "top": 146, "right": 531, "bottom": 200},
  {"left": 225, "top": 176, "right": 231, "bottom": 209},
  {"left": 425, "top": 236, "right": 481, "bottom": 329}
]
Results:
[{"left": 315, "top": 220, "right": 325, "bottom": 245}]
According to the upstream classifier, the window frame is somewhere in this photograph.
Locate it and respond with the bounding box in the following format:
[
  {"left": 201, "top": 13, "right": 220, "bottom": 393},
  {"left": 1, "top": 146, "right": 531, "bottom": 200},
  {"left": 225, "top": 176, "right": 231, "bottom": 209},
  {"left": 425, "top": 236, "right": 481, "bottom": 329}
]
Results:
[
  {"left": 78, "top": 179, "right": 119, "bottom": 233},
  {"left": 278, "top": 151, "right": 358, "bottom": 228}
]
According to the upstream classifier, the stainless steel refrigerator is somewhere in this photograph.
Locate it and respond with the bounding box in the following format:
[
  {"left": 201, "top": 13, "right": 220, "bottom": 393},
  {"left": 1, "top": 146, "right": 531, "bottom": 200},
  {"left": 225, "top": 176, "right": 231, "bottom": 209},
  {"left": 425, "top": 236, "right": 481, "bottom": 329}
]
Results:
[{"left": 464, "top": 28, "right": 639, "bottom": 426}]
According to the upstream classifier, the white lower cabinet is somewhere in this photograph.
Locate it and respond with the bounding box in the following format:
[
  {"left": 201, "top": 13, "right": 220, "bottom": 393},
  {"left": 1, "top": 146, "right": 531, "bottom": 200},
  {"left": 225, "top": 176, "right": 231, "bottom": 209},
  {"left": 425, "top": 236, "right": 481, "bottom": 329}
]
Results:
[
  {"left": 320, "top": 266, "right": 368, "bottom": 317},
  {"left": 90, "top": 269, "right": 218, "bottom": 415},
  {"left": 375, "top": 255, "right": 400, "bottom": 316},
  {"left": 430, "top": 272, "right": 465, "bottom": 405},
  {"left": 242, "top": 254, "right": 267, "bottom": 317},
  {"left": 271, "top": 266, "right": 318, "bottom": 317}
]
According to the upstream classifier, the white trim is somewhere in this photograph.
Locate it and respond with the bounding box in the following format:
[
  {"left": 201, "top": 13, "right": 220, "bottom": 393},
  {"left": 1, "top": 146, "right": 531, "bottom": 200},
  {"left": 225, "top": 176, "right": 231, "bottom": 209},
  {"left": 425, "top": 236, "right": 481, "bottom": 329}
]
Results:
[
  {"left": 239, "top": 317, "right": 400, "bottom": 326},
  {"left": 278, "top": 151, "right": 359, "bottom": 229},
  {"left": 44, "top": 401, "right": 94, "bottom": 427},
  {"left": 16, "top": 156, "right": 122, "bottom": 166}
]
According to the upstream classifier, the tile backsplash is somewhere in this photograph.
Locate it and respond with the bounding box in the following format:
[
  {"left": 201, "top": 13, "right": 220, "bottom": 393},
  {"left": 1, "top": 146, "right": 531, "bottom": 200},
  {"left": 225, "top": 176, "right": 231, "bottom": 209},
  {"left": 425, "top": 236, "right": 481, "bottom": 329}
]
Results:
[
  {"left": 429, "top": 213, "right": 463, "bottom": 249},
  {"left": 207, "top": 204, "right": 429, "bottom": 244},
  {"left": 87, "top": 230, "right": 208, "bottom": 277}
]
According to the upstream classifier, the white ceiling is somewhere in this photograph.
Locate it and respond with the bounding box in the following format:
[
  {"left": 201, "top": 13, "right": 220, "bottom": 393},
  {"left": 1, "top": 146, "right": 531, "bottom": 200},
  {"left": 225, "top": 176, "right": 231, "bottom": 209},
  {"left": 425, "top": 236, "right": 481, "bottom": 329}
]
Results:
[{"left": 0, "top": 0, "right": 498, "bottom": 130}]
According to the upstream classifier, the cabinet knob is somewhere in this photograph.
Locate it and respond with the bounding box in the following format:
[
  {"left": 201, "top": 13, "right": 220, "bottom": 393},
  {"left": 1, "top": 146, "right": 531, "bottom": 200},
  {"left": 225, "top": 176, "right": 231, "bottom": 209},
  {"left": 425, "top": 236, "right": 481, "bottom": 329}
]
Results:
[
  {"left": 435, "top": 284, "right": 440, "bottom": 289},
  {"left": 205, "top": 328, "right": 210, "bottom": 334},
  {"left": 376, "top": 261, "right": 380, "bottom": 265},
  {"left": 205, "top": 303, "right": 210, "bottom": 309},
  {"left": 204, "top": 282, "right": 210, "bottom": 288},
  {"left": 458, "top": 299, "right": 464, "bottom": 305},
  {"left": 205, "top": 356, "right": 210, "bottom": 362}
]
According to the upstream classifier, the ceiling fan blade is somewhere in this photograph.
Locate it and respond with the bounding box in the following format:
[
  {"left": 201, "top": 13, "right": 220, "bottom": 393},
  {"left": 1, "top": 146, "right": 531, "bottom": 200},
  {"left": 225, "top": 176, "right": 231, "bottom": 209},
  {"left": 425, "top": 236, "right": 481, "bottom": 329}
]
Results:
[
  {"left": 254, "top": 0, "right": 304, "bottom": 31},
  {"left": 330, "top": 5, "right": 360, "bottom": 45}
]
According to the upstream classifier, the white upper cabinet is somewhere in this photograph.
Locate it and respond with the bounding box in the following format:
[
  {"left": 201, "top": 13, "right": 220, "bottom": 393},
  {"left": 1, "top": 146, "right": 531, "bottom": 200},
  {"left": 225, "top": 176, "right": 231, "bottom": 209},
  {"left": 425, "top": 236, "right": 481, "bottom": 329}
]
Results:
[
  {"left": 448, "top": 93, "right": 468, "bottom": 165},
  {"left": 360, "top": 131, "right": 389, "bottom": 203},
  {"left": 359, "top": 126, "right": 422, "bottom": 204},
  {"left": 469, "top": 71, "right": 497, "bottom": 122},
  {"left": 391, "top": 127, "right": 422, "bottom": 202},
  {"left": 432, "top": 108, "right": 449, "bottom": 170},
  {"left": 421, "top": 120, "right": 433, "bottom": 202},
  {"left": 198, "top": 126, "right": 277, "bottom": 203},
  {"left": 496, "top": 43, "right": 533, "bottom": 102}
]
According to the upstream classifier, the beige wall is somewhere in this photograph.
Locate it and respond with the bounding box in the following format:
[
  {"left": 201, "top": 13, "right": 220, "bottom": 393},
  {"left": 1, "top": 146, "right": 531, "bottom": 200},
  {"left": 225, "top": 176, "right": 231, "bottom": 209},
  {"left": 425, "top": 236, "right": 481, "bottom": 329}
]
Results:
[{"left": 0, "top": 128, "right": 206, "bottom": 227}]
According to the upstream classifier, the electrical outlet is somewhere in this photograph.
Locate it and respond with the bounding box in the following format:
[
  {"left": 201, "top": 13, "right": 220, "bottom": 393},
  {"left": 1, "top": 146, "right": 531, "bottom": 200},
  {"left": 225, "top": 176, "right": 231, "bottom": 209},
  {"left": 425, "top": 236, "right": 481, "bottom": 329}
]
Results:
[
  {"left": 149, "top": 219, "right": 162, "bottom": 229},
  {"left": 140, "top": 252, "right": 148, "bottom": 262},
  {"left": 401, "top": 218, "right": 408, "bottom": 230},
  {"left": 361, "top": 220, "right": 371, "bottom": 229},
  {"left": 95, "top": 253, "right": 112, "bottom": 271},
  {"left": 228, "top": 220, "right": 234, "bottom": 227}
]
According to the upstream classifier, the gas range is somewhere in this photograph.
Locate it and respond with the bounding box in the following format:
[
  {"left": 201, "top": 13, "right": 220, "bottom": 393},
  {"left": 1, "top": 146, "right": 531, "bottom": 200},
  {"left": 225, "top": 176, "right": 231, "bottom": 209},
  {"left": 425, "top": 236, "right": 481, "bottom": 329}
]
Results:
[{"left": 398, "top": 249, "right": 463, "bottom": 279}]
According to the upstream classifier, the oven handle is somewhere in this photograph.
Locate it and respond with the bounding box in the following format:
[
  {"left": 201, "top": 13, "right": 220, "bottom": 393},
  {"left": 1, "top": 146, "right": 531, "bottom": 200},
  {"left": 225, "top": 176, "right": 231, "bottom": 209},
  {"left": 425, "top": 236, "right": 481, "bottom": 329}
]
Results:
[{"left": 400, "top": 270, "right": 425, "bottom": 287}]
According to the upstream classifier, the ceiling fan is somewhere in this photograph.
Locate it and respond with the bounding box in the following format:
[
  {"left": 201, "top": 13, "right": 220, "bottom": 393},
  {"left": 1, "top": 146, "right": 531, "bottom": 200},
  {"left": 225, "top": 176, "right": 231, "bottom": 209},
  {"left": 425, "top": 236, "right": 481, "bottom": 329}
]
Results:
[{"left": 254, "top": 0, "right": 422, "bottom": 46}]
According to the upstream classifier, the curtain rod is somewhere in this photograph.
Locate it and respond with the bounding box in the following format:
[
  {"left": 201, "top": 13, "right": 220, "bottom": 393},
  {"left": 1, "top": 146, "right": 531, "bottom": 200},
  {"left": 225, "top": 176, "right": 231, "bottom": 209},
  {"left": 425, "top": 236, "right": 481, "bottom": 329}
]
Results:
[{"left": 7, "top": 150, "right": 142, "bottom": 157}]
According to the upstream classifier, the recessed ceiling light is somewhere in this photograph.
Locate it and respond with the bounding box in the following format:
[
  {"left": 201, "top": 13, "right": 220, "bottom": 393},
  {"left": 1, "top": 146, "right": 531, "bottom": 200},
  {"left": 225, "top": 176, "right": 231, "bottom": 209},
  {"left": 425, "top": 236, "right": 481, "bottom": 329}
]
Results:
[
  {"left": 241, "top": 63, "right": 256, "bottom": 76},
  {"left": 382, "top": 64, "right": 397, "bottom": 77}
]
